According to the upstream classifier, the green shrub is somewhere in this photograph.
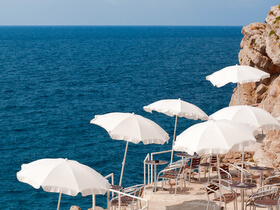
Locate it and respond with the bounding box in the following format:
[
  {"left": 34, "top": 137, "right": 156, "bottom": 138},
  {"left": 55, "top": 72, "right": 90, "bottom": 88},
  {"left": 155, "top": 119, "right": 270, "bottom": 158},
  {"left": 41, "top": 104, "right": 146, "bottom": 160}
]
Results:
[
  {"left": 273, "top": 16, "right": 280, "bottom": 24},
  {"left": 269, "top": 30, "right": 275, "bottom": 36}
]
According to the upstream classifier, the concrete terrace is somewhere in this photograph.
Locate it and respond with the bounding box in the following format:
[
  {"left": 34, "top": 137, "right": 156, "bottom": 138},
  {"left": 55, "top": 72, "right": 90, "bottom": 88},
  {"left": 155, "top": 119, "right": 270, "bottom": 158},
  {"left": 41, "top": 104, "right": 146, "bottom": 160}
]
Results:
[{"left": 142, "top": 173, "right": 265, "bottom": 210}]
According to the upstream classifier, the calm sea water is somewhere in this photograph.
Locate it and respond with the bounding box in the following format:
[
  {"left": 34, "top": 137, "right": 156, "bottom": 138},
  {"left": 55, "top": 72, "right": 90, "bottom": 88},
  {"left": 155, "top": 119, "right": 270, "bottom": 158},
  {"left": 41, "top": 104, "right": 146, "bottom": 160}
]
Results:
[{"left": 0, "top": 26, "right": 242, "bottom": 209}]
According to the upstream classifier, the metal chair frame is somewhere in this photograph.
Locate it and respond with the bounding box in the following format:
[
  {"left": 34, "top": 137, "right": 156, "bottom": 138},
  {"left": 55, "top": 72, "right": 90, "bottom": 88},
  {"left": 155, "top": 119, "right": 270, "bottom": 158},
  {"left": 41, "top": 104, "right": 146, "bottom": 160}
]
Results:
[
  {"left": 185, "top": 156, "right": 201, "bottom": 184},
  {"left": 199, "top": 155, "right": 217, "bottom": 182},
  {"left": 156, "top": 161, "right": 187, "bottom": 195},
  {"left": 204, "top": 181, "right": 240, "bottom": 210},
  {"left": 264, "top": 174, "right": 280, "bottom": 187},
  {"left": 245, "top": 186, "right": 279, "bottom": 210},
  {"left": 217, "top": 163, "right": 252, "bottom": 185},
  {"left": 110, "top": 184, "right": 145, "bottom": 210}
]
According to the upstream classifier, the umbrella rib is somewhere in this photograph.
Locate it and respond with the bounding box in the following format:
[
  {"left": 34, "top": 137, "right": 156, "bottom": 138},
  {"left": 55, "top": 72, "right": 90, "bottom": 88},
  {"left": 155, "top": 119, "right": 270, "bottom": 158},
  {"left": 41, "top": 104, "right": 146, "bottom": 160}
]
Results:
[
  {"left": 42, "top": 161, "right": 80, "bottom": 195},
  {"left": 40, "top": 161, "right": 64, "bottom": 189},
  {"left": 212, "top": 123, "right": 231, "bottom": 151}
]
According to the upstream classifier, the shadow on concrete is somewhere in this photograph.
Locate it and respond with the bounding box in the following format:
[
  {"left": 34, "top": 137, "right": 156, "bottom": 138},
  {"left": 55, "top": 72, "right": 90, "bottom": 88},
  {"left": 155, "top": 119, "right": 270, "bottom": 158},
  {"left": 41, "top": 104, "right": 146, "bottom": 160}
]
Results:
[
  {"left": 155, "top": 185, "right": 204, "bottom": 195},
  {"left": 166, "top": 200, "right": 221, "bottom": 210}
]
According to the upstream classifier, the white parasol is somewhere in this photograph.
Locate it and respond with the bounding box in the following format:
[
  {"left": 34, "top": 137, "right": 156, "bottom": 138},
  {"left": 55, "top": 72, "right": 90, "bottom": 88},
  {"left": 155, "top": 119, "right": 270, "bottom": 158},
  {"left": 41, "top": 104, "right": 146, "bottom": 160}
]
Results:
[
  {"left": 206, "top": 64, "right": 270, "bottom": 104},
  {"left": 144, "top": 98, "right": 208, "bottom": 162},
  {"left": 90, "top": 112, "right": 169, "bottom": 186},
  {"left": 174, "top": 119, "right": 256, "bottom": 208},
  {"left": 210, "top": 105, "right": 280, "bottom": 131},
  {"left": 17, "top": 158, "right": 109, "bottom": 210}
]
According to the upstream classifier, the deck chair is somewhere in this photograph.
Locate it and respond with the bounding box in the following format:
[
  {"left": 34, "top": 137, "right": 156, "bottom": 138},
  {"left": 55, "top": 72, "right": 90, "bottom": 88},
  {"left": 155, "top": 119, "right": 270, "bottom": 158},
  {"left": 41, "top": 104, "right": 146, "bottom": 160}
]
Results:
[
  {"left": 204, "top": 182, "right": 240, "bottom": 210},
  {"left": 157, "top": 162, "right": 187, "bottom": 195},
  {"left": 218, "top": 164, "right": 252, "bottom": 185},
  {"left": 199, "top": 155, "right": 217, "bottom": 182},
  {"left": 245, "top": 186, "right": 278, "bottom": 210},
  {"left": 264, "top": 174, "right": 280, "bottom": 186},
  {"left": 110, "top": 184, "right": 145, "bottom": 210},
  {"left": 234, "top": 161, "right": 259, "bottom": 182},
  {"left": 185, "top": 156, "right": 201, "bottom": 183},
  {"left": 271, "top": 169, "right": 280, "bottom": 176}
]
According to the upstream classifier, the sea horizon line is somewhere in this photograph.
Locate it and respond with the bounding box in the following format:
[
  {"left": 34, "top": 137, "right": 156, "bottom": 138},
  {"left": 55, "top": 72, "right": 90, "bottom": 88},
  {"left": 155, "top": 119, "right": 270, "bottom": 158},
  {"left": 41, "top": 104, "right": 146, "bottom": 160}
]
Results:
[{"left": 0, "top": 25, "right": 244, "bottom": 27}]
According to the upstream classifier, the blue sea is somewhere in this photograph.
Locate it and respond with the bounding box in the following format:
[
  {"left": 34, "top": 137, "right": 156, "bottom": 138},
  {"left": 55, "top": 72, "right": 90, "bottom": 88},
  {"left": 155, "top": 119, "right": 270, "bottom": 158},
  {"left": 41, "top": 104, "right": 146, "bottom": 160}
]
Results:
[{"left": 0, "top": 26, "right": 242, "bottom": 209}]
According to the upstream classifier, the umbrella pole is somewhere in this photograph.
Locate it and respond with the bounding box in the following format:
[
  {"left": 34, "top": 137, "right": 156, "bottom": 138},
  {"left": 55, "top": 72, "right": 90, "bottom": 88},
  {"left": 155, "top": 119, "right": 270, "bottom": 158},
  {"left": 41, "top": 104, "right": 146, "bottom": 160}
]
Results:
[
  {"left": 107, "top": 190, "right": 110, "bottom": 210},
  {"left": 170, "top": 115, "right": 178, "bottom": 163},
  {"left": 57, "top": 192, "right": 62, "bottom": 210},
  {"left": 241, "top": 143, "right": 244, "bottom": 183},
  {"left": 216, "top": 154, "right": 223, "bottom": 208},
  {"left": 119, "top": 141, "right": 129, "bottom": 186},
  {"left": 92, "top": 194, "right": 95, "bottom": 210},
  {"left": 238, "top": 83, "right": 240, "bottom": 105}
]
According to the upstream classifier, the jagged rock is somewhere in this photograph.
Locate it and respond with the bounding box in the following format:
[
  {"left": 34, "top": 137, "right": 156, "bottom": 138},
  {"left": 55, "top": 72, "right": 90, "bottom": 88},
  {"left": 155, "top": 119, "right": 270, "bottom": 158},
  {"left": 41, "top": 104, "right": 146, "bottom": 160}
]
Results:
[
  {"left": 221, "top": 150, "right": 254, "bottom": 165},
  {"left": 266, "top": 151, "right": 277, "bottom": 162},
  {"left": 238, "top": 7, "right": 280, "bottom": 74},
  {"left": 270, "top": 141, "right": 280, "bottom": 153},
  {"left": 265, "top": 130, "right": 280, "bottom": 140},
  {"left": 229, "top": 159, "right": 240, "bottom": 164},
  {"left": 256, "top": 84, "right": 268, "bottom": 95},
  {"left": 224, "top": 150, "right": 234, "bottom": 159},
  {"left": 265, "top": 6, "right": 280, "bottom": 66},
  {"left": 266, "top": 34, "right": 280, "bottom": 66},
  {"left": 229, "top": 83, "right": 257, "bottom": 105},
  {"left": 231, "top": 4, "right": 280, "bottom": 169},
  {"left": 253, "top": 148, "right": 274, "bottom": 167},
  {"left": 265, "top": 5, "right": 280, "bottom": 25},
  {"left": 259, "top": 76, "right": 280, "bottom": 117},
  {"left": 222, "top": 158, "right": 229, "bottom": 163},
  {"left": 241, "top": 22, "right": 266, "bottom": 37},
  {"left": 233, "top": 152, "right": 241, "bottom": 159},
  {"left": 70, "top": 206, "right": 82, "bottom": 210},
  {"left": 264, "top": 139, "right": 272, "bottom": 150}
]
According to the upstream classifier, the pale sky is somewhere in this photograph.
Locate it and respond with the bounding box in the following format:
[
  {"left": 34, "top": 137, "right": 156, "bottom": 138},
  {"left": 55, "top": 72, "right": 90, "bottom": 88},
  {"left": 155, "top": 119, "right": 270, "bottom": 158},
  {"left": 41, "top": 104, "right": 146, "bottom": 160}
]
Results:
[{"left": 0, "top": 0, "right": 279, "bottom": 26}]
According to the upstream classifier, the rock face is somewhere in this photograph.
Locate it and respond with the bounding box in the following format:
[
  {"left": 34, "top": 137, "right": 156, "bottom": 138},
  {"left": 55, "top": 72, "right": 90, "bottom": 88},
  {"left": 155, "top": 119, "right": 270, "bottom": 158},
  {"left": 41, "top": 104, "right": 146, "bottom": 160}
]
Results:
[
  {"left": 70, "top": 206, "right": 82, "bottom": 210},
  {"left": 220, "top": 151, "right": 254, "bottom": 164},
  {"left": 230, "top": 5, "right": 280, "bottom": 168}
]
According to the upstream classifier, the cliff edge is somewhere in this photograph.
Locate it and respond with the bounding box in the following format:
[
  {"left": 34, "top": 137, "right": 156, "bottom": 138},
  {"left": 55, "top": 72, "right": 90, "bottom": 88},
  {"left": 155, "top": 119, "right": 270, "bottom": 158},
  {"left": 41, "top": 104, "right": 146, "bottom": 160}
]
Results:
[{"left": 230, "top": 5, "right": 280, "bottom": 167}]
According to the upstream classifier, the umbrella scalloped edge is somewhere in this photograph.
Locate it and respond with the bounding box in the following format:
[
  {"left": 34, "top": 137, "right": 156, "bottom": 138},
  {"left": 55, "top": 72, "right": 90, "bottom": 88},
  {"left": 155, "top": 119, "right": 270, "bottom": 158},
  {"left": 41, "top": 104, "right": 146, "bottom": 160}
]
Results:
[
  {"left": 109, "top": 133, "right": 169, "bottom": 145},
  {"left": 16, "top": 175, "right": 41, "bottom": 189},
  {"left": 42, "top": 185, "right": 108, "bottom": 197}
]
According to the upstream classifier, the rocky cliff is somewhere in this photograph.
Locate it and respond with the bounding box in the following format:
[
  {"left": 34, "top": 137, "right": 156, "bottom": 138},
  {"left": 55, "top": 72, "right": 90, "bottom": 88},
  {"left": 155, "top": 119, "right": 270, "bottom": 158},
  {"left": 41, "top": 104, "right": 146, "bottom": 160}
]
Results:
[{"left": 230, "top": 5, "right": 280, "bottom": 168}]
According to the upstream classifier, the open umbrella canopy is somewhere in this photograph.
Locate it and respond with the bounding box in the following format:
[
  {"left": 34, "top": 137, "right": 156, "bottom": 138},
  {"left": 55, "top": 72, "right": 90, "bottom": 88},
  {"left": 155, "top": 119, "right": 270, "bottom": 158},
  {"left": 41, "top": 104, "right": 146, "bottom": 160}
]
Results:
[
  {"left": 209, "top": 105, "right": 280, "bottom": 131},
  {"left": 143, "top": 98, "right": 208, "bottom": 120},
  {"left": 90, "top": 112, "right": 169, "bottom": 145},
  {"left": 143, "top": 98, "right": 208, "bottom": 163},
  {"left": 174, "top": 119, "right": 257, "bottom": 155},
  {"left": 17, "top": 158, "right": 109, "bottom": 196},
  {"left": 17, "top": 158, "right": 109, "bottom": 210},
  {"left": 174, "top": 119, "right": 257, "bottom": 209},
  {"left": 90, "top": 112, "right": 169, "bottom": 186},
  {"left": 206, "top": 64, "right": 270, "bottom": 88}
]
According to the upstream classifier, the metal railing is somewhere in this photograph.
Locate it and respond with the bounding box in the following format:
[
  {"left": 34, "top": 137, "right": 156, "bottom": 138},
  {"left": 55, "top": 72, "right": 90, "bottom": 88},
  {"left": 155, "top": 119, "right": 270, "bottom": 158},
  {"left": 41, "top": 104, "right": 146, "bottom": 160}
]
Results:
[
  {"left": 106, "top": 173, "right": 148, "bottom": 210},
  {"left": 143, "top": 154, "right": 150, "bottom": 185},
  {"left": 109, "top": 189, "right": 149, "bottom": 210},
  {"left": 105, "top": 173, "right": 115, "bottom": 210},
  {"left": 143, "top": 150, "right": 172, "bottom": 185},
  {"left": 105, "top": 173, "right": 115, "bottom": 185}
]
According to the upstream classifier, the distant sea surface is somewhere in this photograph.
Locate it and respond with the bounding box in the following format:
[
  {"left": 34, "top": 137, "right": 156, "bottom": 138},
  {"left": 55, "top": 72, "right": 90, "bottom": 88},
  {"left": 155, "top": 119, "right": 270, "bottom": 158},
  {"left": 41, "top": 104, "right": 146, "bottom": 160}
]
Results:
[{"left": 0, "top": 26, "right": 242, "bottom": 209}]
